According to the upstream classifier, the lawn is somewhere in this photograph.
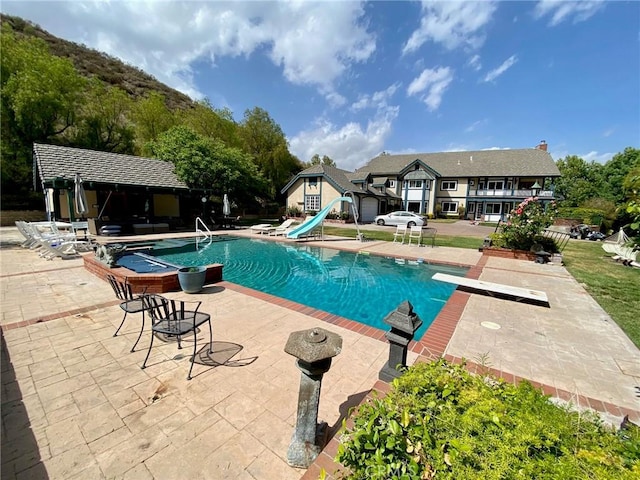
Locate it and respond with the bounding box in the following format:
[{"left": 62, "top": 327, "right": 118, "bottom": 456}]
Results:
[{"left": 323, "top": 226, "right": 640, "bottom": 349}]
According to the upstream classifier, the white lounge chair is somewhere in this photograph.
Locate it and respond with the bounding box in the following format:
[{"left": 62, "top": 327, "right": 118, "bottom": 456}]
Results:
[
  {"left": 270, "top": 219, "right": 296, "bottom": 236},
  {"left": 249, "top": 223, "right": 273, "bottom": 234}
]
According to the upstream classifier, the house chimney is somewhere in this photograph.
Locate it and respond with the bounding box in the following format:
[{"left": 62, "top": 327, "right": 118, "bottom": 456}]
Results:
[{"left": 536, "top": 140, "right": 547, "bottom": 151}]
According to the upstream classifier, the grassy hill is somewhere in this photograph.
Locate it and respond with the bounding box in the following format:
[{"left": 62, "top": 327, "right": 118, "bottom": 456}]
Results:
[{"left": 1, "top": 13, "right": 194, "bottom": 110}]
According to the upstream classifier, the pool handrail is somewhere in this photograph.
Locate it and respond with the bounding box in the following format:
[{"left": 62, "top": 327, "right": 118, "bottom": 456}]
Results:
[{"left": 195, "top": 217, "right": 213, "bottom": 248}]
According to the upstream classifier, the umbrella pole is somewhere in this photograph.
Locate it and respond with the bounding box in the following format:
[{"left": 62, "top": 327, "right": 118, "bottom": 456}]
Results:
[{"left": 67, "top": 189, "right": 76, "bottom": 222}]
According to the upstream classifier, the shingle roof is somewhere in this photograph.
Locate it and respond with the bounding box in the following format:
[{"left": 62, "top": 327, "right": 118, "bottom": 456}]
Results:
[
  {"left": 33, "top": 143, "right": 189, "bottom": 190},
  {"left": 281, "top": 164, "right": 358, "bottom": 194},
  {"left": 358, "top": 148, "right": 560, "bottom": 177}
]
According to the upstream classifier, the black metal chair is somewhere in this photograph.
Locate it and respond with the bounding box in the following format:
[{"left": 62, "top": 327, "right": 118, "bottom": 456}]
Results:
[
  {"left": 107, "top": 274, "right": 149, "bottom": 352},
  {"left": 141, "top": 295, "right": 213, "bottom": 380}
]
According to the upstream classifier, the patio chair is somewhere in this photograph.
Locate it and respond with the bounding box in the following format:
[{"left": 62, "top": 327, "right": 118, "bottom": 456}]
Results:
[
  {"left": 271, "top": 218, "right": 296, "bottom": 236},
  {"left": 36, "top": 240, "right": 81, "bottom": 260},
  {"left": 250, "top": 223, "right": 273, "bottom": 234},
  {"left": 141, "top": 295, "right": 213, "bottom": 380},
  {"left": 393, "top": 225, "right": 407, "bottom": 244},
  {"left": 407, "top": 225, "right": 422, "bottom": 246},
  {"left": 107, "top": 274, "right": 149, "bottom": 352},
  {"left": 421, "top": 227, "right": 437, "bottom": 247}
]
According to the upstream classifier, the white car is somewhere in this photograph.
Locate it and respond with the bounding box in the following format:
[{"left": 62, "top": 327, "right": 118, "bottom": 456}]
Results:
[{"left": 374, "top": 211, "right": 427, "bottom": 227}]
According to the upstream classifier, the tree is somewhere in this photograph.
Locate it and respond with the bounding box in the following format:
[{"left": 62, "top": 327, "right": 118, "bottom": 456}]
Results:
[
  {"left": 1, "top": 25, "right": 86, "bottom": 203},
  {"left": 622, "top": 165, "right": 640, "bottom": 243},
  {"left": 238, "top": 107, "right": 302, "bottom": 197},
  {"left": 68, "top": 79, "right": 135, "bottom": 154},
  {"left": 131, "top": 92, "right": 176, "bottom": 155},
  {"left": 554, "top": 155, "right": 604, "bottom": 207},
  {"left": 601, "top": 147, "right": 640, "bottom": 204},
  {"left": 148, "top": 126, "right": 267, "bottom": 205},
  {"left": 308, "top": 154, "right": 337, "bottom": 167},
  {"left": 178, "top": 99, "right": 242, "bottom": 149}
]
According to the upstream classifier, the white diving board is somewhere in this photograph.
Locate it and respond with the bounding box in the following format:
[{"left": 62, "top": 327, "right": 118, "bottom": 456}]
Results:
[{"left": 432, "top": 273, "right": 550, "bottom": 307}]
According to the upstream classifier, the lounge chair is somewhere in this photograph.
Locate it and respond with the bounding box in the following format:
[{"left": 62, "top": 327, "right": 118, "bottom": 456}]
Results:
[
  {"left": 270, "top": 218, "right": 297, "bottom": 236},
  {"left": 36, "top": 240, "right": 80, "bottom": 260},
  {"left": 250, "top": 223, "right": 273, "bottom": 234}
]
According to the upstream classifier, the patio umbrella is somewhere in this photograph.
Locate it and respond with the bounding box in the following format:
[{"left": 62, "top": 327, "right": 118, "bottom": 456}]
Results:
[
  {"left": 223, "top": 194, "right": 231, "bottom": 217},
  {"left": 74, "top": 173, "right": 89, "bottom": 217}
]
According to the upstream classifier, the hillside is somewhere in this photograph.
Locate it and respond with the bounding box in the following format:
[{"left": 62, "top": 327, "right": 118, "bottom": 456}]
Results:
[{"left": 1, "top": 14, "right": 194, "bottom": 111}]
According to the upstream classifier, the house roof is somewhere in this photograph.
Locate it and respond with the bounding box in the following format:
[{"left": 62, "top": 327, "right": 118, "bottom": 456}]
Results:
[
  {"left": 358, "top": 148, "right": 560, "bottom": 178},
  {"left": 33, "top": 143, "right": 189, "bottom": 190},
  {"left": 404, "top": 169, "right": 435, "bottom": 180},
  {"left": 280, "top": 164, "right": 357, "bottom": 194}
]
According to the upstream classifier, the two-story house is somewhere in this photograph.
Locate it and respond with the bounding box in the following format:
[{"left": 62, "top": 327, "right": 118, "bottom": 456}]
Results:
[{"left": 281, "top": 141, "right": 560, "bottom": 223}]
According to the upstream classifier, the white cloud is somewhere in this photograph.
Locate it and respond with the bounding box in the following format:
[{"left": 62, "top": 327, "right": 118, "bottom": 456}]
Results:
[
  {"left": 350, "top": 83, "right": 401, "bottom": 112},
  {"left": 602, "top": 127, "right": 615, "bottom": 138},
  {"left": 582, "top": 150, "right": 614, "bottom": 163},
  {"left": 289, "top": 105, "right": 399, "bottom": 171},
  {"left": 465, "top": 118, "right": 488, "bottom": 132},
  {"left": 407, "top": 67, "right": 454, "bottom": 111},
  {"left": 533, "top": 0, "right": 606, "bottom": 27},
  {"left": 402, "top": 0, "right": 498, "bottom": 54},
  {"left": 2, "top": 1, "right": 375, "bottom": 103},
  {"left": 483, "top": 55, "right": 518, "bottom": 82},
  {"left": 467, "top": 54, "right": 482, "bottom": 71}
]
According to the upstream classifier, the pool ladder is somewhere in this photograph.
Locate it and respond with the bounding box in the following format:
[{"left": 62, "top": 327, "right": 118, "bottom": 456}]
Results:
[{"left": 195, "top": 217, "right": 213, "bottom": 248}]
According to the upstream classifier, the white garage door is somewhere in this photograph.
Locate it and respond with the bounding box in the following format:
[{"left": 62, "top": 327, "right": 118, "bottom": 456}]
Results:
[{"left": 360, "top": 197, "right": 379, "bottom": 223}]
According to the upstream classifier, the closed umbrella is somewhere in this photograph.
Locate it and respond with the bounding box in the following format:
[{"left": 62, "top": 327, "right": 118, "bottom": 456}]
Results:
[
  {"left": 223, "top": 194, "right": 231, "bottom": 217},
  {"left": 74, "top": 173, "right": 89, "bottom": 217}
]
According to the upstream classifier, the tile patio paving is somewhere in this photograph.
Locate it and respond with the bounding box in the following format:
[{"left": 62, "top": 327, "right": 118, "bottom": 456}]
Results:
[{"left": 1, "top": 225, "right": 639, "bottom": 479}]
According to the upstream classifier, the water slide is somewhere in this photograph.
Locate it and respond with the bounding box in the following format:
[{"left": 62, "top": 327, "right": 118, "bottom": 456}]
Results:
[{"left": 286, "top": 196, "right": 353, "bottom": 239}]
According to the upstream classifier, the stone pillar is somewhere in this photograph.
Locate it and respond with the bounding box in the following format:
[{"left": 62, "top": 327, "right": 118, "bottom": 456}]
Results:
[
  {"left": 379, "top": 301, "right": 423, "bottom": 382},
  {"left": 284, "top": 328, "right": 342, "bottom": 468}
]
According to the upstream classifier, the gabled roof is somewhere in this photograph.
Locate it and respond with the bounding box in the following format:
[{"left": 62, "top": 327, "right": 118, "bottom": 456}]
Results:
[
  {"left": 33, "top": 143, "right": 189, "bottom": 190},
  {"left": 358, "top": 148, "right": 560, "bottom": 178},
  {"left": 280, "top": 164, "right": 357, "bottom": 194}
]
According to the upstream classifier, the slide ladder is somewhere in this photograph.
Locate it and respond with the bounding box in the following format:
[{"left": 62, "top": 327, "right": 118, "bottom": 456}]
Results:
[{"left": 286, "top": 196, "right": 354, "bottom": 239}]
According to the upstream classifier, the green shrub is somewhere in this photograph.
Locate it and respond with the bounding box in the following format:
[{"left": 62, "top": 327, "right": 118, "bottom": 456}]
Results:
[
  {"left": 336, "top": 360, "right": 639, "bottom": 479},
  {"left": 287, "top": 206, "right": 302, "bottom": 217}
]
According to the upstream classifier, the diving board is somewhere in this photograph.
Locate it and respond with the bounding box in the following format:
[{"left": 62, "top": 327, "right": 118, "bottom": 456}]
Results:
[{"left": 432, "top": 273, "right": 549, "bottom": 307}]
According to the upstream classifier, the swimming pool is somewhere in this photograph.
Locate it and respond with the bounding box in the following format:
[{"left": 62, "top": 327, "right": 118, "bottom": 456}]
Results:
[{"left": 138, "top": 236, "right": 466, "bottom": 340}]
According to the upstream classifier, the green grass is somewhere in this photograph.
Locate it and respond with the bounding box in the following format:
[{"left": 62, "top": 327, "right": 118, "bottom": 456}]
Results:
[
  {"left": 323, "top": 226, "right": 640, "bottom": 348},
  {"left": 562, "top": 241, "right": 640, "bottom": 349}
]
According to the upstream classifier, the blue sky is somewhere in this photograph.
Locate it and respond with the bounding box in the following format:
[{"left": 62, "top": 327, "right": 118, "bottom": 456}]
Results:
[{"left": 3, "top": 1, "right": 639, "bottom": 170}]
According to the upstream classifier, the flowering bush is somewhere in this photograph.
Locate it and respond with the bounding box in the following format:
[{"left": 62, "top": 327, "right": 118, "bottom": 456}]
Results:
[{"left": 494, "top": 198, "right": 558, "bottom": 251}]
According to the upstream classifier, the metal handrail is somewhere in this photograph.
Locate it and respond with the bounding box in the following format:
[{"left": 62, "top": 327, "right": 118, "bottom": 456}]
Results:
[{"left": 195, "top": 217, "right": 213, "bottom": 248}]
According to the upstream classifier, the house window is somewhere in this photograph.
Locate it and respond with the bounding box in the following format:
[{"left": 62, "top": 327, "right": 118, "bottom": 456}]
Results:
[
  {"left": 408, "top": 180, "right": 423, "bottom": 188},
  {"left": 441, "top": 201, "right": 458, "bottom": 213},
  {"left": 441, "top": 181, "right": 457, "bottom": 191},
  {"left": 468, "top": 203, "right": 476, "bottom": 213},
  {"left": 487, "top": 180, "right": 504, "bottom": 190},
  {"left": 308, "top": 177, "right": 318, "bottom": 187},
  {"left": 507, "top": 180, "right": 513, "bottom": 190},
  {"left": 485, "top": 203, "right": 502, "bottom": 214},
  {"left": 389, "top": 180, "right": 396, "bottom": 188},
  {"left": 305, "top": 195, "right": 320, "bottom": 211}
]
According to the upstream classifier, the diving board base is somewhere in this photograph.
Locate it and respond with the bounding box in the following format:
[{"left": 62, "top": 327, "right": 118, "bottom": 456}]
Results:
[{"left": 432, "top": 273, "right": 549, "bottom": 307}]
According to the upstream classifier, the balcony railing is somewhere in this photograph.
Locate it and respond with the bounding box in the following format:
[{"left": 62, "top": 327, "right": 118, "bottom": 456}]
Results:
[{"left": 468, "top": 189, "right": 554, "bottom": 198}]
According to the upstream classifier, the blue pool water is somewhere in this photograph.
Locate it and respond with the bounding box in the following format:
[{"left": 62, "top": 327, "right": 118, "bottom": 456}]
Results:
[{"left": 141, "top": 236, "right": 466, "bottom": 340}]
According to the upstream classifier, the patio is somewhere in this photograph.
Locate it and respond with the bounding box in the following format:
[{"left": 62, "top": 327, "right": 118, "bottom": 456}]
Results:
[{"left": 1, "top": 225, "right": 639, "bottom": 479}]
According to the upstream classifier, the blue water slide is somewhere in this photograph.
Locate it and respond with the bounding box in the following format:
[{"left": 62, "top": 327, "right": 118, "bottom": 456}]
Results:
[{"left": 286, "top": 196, "right": 353, "bottom": 239}]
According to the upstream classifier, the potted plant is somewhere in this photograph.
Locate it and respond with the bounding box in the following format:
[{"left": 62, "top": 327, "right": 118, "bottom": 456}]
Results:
[{"left": 177, "top": 266, "right": 207, "bottom": 293}]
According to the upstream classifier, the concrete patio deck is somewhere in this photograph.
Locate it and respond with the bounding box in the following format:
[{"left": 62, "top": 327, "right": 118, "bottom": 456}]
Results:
[{"left": 1, "top": 225, "right": 639, "bottom": 479}]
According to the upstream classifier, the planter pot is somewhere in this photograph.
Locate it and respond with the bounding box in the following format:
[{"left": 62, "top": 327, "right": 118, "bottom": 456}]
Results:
[{"left": 177, "top": 266, "right": 207, "bottom": 293}]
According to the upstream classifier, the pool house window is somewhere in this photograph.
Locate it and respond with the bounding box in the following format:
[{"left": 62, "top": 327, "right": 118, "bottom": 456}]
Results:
[
  {"left": 305, "top": 195, "right": 320, "bottom": 211},
  {"left": 441, "top": 181, "right": 457, "bottom": 191},
  {"left": 441, "top": 201, "right": 458, "bottom": 213}
]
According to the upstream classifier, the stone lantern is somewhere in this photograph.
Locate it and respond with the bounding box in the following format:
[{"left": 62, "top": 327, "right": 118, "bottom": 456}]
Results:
[
  {"left": 284, "top": 327, "right": 343, "bottom": 468},
  {"left": 379, "top": 301, "right": 423, "bottom": 382}
]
